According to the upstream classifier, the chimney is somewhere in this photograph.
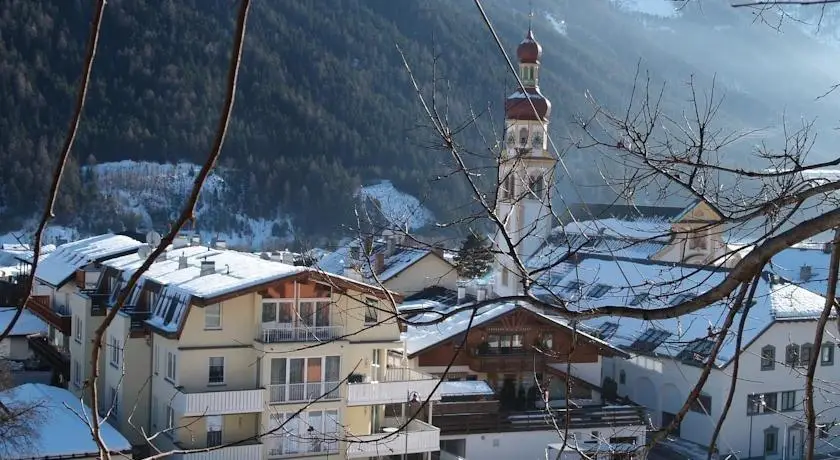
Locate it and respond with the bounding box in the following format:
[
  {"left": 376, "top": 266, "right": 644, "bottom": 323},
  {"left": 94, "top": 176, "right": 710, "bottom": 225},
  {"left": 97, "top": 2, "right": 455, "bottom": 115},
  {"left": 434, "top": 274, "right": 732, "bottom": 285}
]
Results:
[
  {"left": 800, "top": 265, "right": 813, "bottom": 282},
  {"left": 191, "top": 235, "right": 201, "bottom": 247},
  {"left": 374, "top": 251, "right": 385, "bottom": 275},
  {"left": 156, "top": 250, "right": 167, "bottom": 262},
  {"left": 432, "top": 242, "right": 444, "bottom": 258},
  {"left": 215, "top": 240, "right": 227, "bottom": 250},
  {"left": 457, "top": 285, "right": 466, "bottom": 304},
  {"left": 476, "top": 286, "right": 487, "bottom": 302},
  {"left": 200, "top": 260, "right": 216, "bottom": 276},
  {"left": 178, "top": 255, "right": 188, "bottom": 270},
  {"left": 386, "top": 236, "right": 396, "bottom": 257},
  {"left": 173, "top": 235, "right": 189, "bottom": 249}
]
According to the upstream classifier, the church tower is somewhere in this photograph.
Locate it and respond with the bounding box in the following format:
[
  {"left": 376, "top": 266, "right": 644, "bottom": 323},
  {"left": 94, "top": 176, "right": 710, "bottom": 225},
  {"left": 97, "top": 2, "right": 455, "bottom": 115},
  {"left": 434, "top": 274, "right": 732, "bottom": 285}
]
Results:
[{"left": 494, "top": 26, "right": 556, "bottom": 297}]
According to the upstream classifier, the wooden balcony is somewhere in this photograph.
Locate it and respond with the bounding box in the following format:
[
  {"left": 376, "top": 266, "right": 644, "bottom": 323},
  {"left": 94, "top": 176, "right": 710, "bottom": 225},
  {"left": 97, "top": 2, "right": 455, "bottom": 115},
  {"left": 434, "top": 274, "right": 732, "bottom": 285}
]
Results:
[
  {"left": 468, "top": 349, "right": 546, "bottom": 373},
  {"left": 432, "top": 405, "right": 647, "bottom": 436},
  {"left": 88, "top": 293, "right": 109, "bottom": 317},
  {"left": 26, "top": 295, "right": 71, "bottom": 335},
  {"left": 27, "top": 335, "right": 70, "bottom": 381}
]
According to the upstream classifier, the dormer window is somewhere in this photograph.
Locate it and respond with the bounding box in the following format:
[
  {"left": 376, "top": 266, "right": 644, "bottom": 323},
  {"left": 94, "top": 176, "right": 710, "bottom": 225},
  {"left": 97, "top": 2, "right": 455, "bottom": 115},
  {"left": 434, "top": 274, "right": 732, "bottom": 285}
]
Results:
[{"left": 688, "top": 230, "right": 708, "bottom": 250}]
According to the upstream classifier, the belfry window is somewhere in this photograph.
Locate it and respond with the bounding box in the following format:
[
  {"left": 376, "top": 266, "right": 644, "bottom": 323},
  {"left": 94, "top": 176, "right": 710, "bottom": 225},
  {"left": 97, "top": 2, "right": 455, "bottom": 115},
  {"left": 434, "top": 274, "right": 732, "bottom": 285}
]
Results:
[{"left": 519, "top": 127, "right": 528, "bottom": 146}]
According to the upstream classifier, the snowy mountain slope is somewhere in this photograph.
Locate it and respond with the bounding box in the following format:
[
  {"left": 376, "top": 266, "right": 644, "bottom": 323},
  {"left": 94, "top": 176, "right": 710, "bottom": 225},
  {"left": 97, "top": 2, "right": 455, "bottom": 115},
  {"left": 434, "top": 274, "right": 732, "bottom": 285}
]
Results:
[{"left": 358, "top": 180, "right": 434, "bottom": 231}]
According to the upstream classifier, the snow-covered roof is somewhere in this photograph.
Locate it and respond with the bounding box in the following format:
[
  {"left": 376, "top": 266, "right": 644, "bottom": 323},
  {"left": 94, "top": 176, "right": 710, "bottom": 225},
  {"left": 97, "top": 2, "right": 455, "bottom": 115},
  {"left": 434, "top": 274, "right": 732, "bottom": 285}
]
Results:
[
  {"left": 438, "top": 380, "right": 495, "bottom": 397},
  {"left": 30, "top": 234, "right": 142, "bottom": 287},
  {"left": 533, "top": 257, "right": 827, "bottom": 367},
  {"left": 561, "top": 218, "right": 672, "bottom": 242},
  {"left": 0, "top": 383, "right": 131, "bottom": 459},
  {"left": 0, "top": 307, "right": 47, "bottom": 337},
  {"left": 528, "top": 234, "right": 667, "bottom": 270},
  {"left": 318, "top": 238, "right": 443, "bottom": 283},
  {"left": 769, "top": 243, "right": 831, "bottom": 296},
  {"left": 404, "top": 302, "right": 623, "bottom": 358}
]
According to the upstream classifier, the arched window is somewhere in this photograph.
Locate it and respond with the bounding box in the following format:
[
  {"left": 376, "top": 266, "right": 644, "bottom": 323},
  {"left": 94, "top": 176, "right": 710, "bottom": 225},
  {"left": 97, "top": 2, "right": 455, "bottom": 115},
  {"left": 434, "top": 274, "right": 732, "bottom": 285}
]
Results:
[
  {"left": 785, "top": 343, "right": 800, "bottom": 367},
  {"left": 518, "top": 127, "right": 528, "bottom": 146},
  {"left": 528, "top": 175, "right": 545, "bottom": 200},
  {"left": 760, "top": 345, "right": 775, "bottom": 371}
]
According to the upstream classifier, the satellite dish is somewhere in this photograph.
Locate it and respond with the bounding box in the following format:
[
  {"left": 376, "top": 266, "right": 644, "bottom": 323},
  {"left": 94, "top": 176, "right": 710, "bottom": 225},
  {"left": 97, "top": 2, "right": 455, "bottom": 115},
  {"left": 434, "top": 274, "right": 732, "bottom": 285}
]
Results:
[
  {"left": 137, "top": 245, "right": 152, "bottom": 259},
  {"left": 146, "top": 231, "right": 163, "bottom": 247}
]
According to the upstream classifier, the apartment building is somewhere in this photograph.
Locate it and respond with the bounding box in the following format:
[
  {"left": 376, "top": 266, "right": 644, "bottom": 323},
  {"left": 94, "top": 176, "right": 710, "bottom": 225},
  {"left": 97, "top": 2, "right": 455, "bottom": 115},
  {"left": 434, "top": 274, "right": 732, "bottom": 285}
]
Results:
[
  {"left": 68, "top": 238, "right": 443, "bottom": 459},
  {"left": 20, "top": 233, "right": 142, "bottom": 384}
]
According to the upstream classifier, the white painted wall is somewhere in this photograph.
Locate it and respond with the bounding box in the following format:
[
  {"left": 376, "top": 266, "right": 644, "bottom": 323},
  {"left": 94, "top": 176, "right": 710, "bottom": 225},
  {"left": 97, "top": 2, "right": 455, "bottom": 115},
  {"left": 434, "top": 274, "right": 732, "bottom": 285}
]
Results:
[
  {"left": 604, "top": 319, "right": 840, "bottom": 459},
  {"left": 442, "top": 425, "right": 647, "bottom": 460}
]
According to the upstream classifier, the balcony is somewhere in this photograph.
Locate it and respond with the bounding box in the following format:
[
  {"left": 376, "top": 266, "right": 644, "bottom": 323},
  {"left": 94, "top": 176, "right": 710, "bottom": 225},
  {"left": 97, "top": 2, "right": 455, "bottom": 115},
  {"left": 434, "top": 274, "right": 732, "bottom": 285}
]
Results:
[
  {"left": 345, "top": 417, "right": 440, "bottom": 459},
  {"left": 258, "top": 325, "right": 344, "bottom": 344},
  {"left": 172, "top": 388, "right": 265, "bottom": 417},
  {"left": 26, "top": 296, "right": 71, "bottom": 335},
  {"left": 267, "top": 381, "right": 341, "bottom": 404},
  {"left": 177, "top": 441, "right": 264, "bottom": 460},
  {"left": 27, "top": 335, "right": 70, "bottom": 380},
  {"left": 347, "top": 367, "right": 442, "bottom": 406},
  {"left": 88, "top": 293, "right": 109, "bottom": 316},
  {"left": 266, "top": 439, "right": 338, "bottom": 458}
]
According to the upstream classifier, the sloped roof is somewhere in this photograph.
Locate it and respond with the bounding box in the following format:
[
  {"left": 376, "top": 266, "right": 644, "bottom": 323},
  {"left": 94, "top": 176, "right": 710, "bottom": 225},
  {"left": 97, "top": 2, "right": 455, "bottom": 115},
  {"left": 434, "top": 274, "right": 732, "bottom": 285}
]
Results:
[
  {"left": 532, "top": 257, "right": 826, "bottom": 367},
  {"left": 0, "top": 307, "right": 47, "bottom": 337},
  {"left": 769, "top": 243, "right": 831, "bottom": 296},
  {"left": 0, "top": 383, "right": 131, "bottom": 459},
  {"left": 404, "top": 302, "right": 626, "bottom": 358},
  {"left": 318, "top": 238, "right": 449, "bottom": 283},
  {"left": 29, "top": 234, "right": 142, "bottom": 287}
]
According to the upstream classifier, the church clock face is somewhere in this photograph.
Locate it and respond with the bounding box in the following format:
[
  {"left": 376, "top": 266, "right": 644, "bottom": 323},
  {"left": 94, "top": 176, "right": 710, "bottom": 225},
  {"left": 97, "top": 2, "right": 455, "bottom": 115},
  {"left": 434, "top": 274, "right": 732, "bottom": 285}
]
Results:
[
  {"left": 506, "top": 133, "right": 515, "bottom": 146},
  {"left": 532, "top": 133, "right": 543, "bottom": 147}
]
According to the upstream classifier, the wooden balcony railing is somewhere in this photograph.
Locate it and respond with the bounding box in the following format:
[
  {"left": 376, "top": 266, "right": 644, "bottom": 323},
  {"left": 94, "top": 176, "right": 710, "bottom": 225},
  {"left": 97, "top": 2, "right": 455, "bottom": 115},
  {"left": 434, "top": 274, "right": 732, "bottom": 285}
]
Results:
[
  {"left": 432, "top": 405, "right": 646, "bottom": 435},
  {"left": 26, "top": 296, "right": 71, "bottom": 335},
  {"left": 27, "top": 335, "right": 70, "bottom": 380}
]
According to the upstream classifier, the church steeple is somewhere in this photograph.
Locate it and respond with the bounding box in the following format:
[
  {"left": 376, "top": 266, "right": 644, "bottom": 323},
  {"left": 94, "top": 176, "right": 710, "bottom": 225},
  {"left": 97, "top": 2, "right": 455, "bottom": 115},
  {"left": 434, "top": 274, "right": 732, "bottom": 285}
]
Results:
[{"left": 493, "top": 24, "right": 557, "bottom": 298}]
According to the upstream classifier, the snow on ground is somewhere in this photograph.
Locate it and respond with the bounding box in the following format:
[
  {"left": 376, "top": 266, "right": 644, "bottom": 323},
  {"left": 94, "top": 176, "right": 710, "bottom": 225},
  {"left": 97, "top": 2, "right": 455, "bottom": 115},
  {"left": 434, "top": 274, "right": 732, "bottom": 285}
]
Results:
[
  {"left": 358, "top": 180, "right": 434, "bottom": 230},
  {"left": 0, "top": 225, "right": 79, "bottom": 246},
  {"left": 608, "top": 0, "right": 681, "bottom": 19},
  {"left": 545, "top": 13, "right": 567, "bottom": 36}
]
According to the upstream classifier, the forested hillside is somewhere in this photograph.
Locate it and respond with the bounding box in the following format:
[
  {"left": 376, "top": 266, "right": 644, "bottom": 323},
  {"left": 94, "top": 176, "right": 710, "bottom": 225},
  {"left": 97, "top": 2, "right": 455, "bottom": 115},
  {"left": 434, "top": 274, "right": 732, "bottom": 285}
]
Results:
[{"left": 3, "top": 0, "right": 837, "bottom": 239}]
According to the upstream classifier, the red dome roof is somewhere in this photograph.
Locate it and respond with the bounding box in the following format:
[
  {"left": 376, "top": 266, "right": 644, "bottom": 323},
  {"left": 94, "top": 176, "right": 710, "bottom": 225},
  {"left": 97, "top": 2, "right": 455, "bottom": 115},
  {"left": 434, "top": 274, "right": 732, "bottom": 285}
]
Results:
[
  {"left": 505, "top": 87, "right": 551, "bottom": 121},
  {"left": 517, "top": 29, "right": 542, "bottom": 64}
]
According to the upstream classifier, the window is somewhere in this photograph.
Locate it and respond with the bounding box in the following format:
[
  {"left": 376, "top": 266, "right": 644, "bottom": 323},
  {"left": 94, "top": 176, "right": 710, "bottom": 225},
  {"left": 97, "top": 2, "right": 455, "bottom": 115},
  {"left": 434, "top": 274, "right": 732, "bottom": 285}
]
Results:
[
  {"left": 618, "top": 370, "right": 626, "bottom": 385},
  {"left": 74, "top": 316, "right": 82, "bottom": 343},
  {"left": 165, "top": 404, "right": 175, "bottom": 437},
  {"left": 519, "top": 127, "right": 528, "bottom": 146},
  {"left": 109, "top": 386, "right": 119, "bottom": 420},
  {"left": 528, "top": 175, "right": 545, "bottom": 200},
  {"left": 822, "top": 343, "right": 835, "bottom": 366},
  {"left": 501, "top": 268, "right": 509, "bottom": 286},
  {"left": 597, "top": 322, "right": 619, "bottom": 340},
  {"left": 748, "top": 393, "right": 777, "bottom": 415},
  {"left": 690, "top": 394, "right": 712, "bottom": 415},
  {"left": 760, "top": 345, "right": 775, "bottom": 371},
  {"left": 206, "top": 415, "right": 223, "bottom": 447},
  {"left": 563, "top": 280, "right": 583, "bottom": 293},
  {"left": 205, "top": 304, "right": 221, "bottom": 329},
  {"left": 268, "top": 410, "right": 340, "bottom": 456},
  {"left": 166, "top": 351, "right": 177, "bottom": 383},
  {"left": 364, "top": 299, "right": 378, "bottom": 324},
  {"left": 588, "top": 284, "right": 610, "bottom": 299},
  {"left": 630, "top": 328, "right": 672, "bottom": 353},
  {"left": 73, "top": 360, "right": 81, "bottom": 387},
  {"left": 781, "top": 391, "right": 796, "bottom": 411},
  {"left": 800, "top": 343, "right": 814, "bottom": 367},
  {"left": 208, "top": 357, "right": 225, "bottom": 385},
  {"left": 109, "top": 335, "right": 121, "bottom": 368},
  {"left": 678, "top": 339, "right": 715, "bottom": 363},
  {"left": 629, "top": 292, "right": 648, "bottom": 306},
  {"left": 539, "top": 332, "right": 553, "bottom": 350},
  {"left": 485, "top": 334, "right": 525, "bottom": 354},
  {"left": 153, "top": 344, "right": 159, "bottom": 375},
  {"left": 785, "top": 344, "right": 800, "bottom": 367},
  {"left": 688, "top": 232, "right": 708, "bottom": 250},
  {"left": 502, "top": 174, "right": 515, "bottom": 200},
  {"left": 268, "top": 356, "right": 342, "bottom": 403},
  {"left": 466, "top": 375, "right": 478, "bottom": 381},
  {"left": 764, "top": 427, "right": 778, "bottom": 455}
]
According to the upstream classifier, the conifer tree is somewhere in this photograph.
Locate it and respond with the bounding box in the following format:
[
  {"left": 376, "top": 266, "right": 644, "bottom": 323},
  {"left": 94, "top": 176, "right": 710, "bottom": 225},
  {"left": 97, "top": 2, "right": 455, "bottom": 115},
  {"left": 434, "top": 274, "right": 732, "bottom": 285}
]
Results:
[{"left": 453, "top": 232, "right": 494, "bottom": 279}]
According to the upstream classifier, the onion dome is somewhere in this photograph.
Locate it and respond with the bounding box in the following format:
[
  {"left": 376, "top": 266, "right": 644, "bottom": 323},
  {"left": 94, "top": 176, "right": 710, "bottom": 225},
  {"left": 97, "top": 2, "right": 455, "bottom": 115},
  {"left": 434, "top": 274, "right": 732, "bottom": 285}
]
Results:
[
  {"left": 517, "top": 29, "right": 542, "bottom": 64},
  {"left": 505, "top": 88, "right": 551, "bottom": 122}
]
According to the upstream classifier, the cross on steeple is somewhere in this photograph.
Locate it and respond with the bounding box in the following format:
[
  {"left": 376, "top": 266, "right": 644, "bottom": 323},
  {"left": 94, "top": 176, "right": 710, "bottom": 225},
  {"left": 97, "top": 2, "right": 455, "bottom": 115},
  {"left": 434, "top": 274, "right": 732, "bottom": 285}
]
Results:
[{"left": 528, "top": 1, "right": 534, "bottom": 32}]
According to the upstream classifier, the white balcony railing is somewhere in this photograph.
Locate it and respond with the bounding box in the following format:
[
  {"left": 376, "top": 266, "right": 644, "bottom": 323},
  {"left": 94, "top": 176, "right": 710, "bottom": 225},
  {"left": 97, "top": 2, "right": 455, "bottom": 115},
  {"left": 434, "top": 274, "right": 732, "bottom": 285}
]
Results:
[
  {"left": 173, "top": 388, "right": 265, "bottom": 417},
  {"left": 347, "top": 367, "right": 442, "bottom": 406},
  {"left": 267, "top": 439, "right": 339, "bottom": 458},
  {"left": 178, "top": 442, "right": 264, "bottom": 460},
  {"left": 258, "top": 325, "right": 344, "bottom": 343},
  {"left": 345, "top": 417, "right": 440, "bottom": 459},
  {"left": 267, "top": 382, "right": 341, "bottom": 404}
]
